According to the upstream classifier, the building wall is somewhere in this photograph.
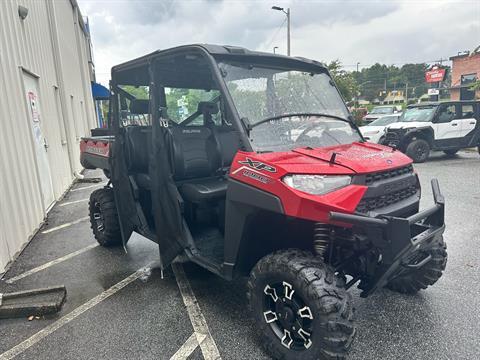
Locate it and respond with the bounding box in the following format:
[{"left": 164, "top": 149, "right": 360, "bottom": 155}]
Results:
[
  {"left": 450, "top": 53, "right": 480, "bottom": 100},
  {"left": 0, "top": 0, "right": 95, "bottom": 273}
]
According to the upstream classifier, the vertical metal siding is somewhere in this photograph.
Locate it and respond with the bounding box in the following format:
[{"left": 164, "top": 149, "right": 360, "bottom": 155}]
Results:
[{"left": 0, "top": 0, "right": 95, "bottom": 273}]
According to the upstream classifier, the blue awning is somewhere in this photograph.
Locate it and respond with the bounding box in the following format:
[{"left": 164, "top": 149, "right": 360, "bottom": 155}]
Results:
[{"left": 91, "top": 82, "right": 110, "bottom": 100}]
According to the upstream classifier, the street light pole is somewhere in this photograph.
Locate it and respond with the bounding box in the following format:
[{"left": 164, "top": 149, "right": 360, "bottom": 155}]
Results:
[
  {"left": 273, "top": 46, "right": 278, "bottom": 54},
  {"left": 272, "top": 6, "right": 291, "bottom": 56},
  {"left": 286, "top": 8, "right": 291, "bottom": 56}
]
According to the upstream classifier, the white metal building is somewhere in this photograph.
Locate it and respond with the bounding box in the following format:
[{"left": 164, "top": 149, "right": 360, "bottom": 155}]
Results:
[{"left": 0, "top": 0, "right": 96, "bottom": 273}]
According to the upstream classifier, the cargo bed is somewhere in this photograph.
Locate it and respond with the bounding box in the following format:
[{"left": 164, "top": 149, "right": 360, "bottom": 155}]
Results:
[{"left": 80, "top": 135, "right": 113, "bottom": 171}]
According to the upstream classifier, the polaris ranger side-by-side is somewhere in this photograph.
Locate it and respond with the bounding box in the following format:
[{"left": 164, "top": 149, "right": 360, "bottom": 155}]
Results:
[{"left": 80, "top": 45, "right": 447, "bottom": 360}]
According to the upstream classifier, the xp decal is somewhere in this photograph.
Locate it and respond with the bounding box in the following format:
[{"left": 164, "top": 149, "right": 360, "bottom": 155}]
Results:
[{"left": 238, "top": 157, "right": 277, "bottom": 173}]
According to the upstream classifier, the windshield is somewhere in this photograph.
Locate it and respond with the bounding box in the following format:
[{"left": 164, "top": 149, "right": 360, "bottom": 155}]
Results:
[
  {"left": 219, "top": 62, "right": 349, "bottom": 125},
  {"left": 247, "top": 115, "right": 362, "bottom": 152},
  {"left": 369, "top": 115, "right": 399, "bottom": 126},
  {"left": 219, "top": 61, "right": 356, "bottom": 151},
  {"left": 400, "top": 106, "right": 436, "bottom": 122},
  {"left": 370, "top": 107, "right": 393, "bottom": 114}
]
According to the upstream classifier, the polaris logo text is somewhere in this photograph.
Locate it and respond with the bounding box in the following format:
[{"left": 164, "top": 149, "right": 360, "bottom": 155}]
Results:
[{"left": 238, "top": 158, "right": 276, "bottom": 173}]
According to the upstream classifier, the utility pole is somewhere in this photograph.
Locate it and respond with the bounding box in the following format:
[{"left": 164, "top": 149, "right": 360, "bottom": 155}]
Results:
[
  {"left": 286, "top": 8, "right": 291, "bottom": 56},
  {"left": 405, "top": 82, "right": 408, "bottom": 105},
  {"left": 272, "top": 6, "right": 291, "bottom": 56},
  {"left": 355, "top": 62, "right": 360, "bottom": 112}
]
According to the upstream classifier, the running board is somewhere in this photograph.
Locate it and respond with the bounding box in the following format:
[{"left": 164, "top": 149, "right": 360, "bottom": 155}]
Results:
[
  {"left": 184, "top": 248, "right": 225, "bottom": 278},
  {"left": 0, "top": 286, "right": 67, "bottom": 319}
]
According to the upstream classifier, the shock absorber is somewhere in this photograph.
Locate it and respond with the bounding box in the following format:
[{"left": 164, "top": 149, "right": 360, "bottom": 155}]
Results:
[{"left": 313, "top": 222, "right": 331, "bottom": 257}]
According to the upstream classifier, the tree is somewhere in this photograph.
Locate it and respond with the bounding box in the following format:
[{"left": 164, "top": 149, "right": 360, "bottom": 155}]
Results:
[
  {"left": 326, "top": 60, "right": 357, "bottom": 101},
  {"left": 121, "top": 85, "right": 149, "bottom": 99},
  {"left": 469, "top": 79, "right": 480, "bottom": 91}
]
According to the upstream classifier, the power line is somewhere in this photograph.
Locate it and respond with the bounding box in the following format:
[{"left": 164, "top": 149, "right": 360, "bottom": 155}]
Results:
[{"left": 265, "top": 17, "right": 288, "bottom": 50}]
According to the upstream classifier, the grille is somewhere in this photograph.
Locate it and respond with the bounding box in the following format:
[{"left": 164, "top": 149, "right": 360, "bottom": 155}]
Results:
[
  {"left": 365, "top": 165, "right": 414, "bottom": 185},
  {"left": 357, "top": 185, "right": 418, "bottom": 213}
]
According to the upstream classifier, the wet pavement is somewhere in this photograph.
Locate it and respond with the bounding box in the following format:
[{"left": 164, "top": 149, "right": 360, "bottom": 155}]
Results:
[{"left": 1, "top": 151, "right": 479, "bottom": 360}]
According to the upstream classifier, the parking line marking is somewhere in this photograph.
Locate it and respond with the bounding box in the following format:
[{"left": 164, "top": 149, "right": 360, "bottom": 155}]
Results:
[
  {"left": 70, "top": 184, "right": 104, "bottom": 192},
  {"left": 58, "top": 198, "right": 89, "bottom": 207},
  {"left": 170, "top": 332, "right": 204, "bottom": 360},
  {"left": 41, "top": 216, "right": 89, "bottom": 234},
  {"left": 0, "top": 267, "right": 146, "bottom": 360},
  {"left": 5, "top": 243, "right": 99, "bottom": 284},
  {"left": 172, "top": 262, "right": 221, "bottom": 360}
]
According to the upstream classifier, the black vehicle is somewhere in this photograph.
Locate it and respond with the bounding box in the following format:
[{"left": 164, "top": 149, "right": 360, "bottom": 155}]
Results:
[
  {"left": 383, "top": 101, "right": 480, "bottom": 162},
  {"left": 81, "top": 45, "right": 447, "bottom": 360}
]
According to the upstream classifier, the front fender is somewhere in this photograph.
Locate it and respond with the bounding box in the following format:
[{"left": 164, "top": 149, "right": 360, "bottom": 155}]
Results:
[{"left": 402, "top": 126, "right": 434, "bottom": 148}]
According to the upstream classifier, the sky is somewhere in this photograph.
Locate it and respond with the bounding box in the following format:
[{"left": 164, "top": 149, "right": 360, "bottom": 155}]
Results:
[{"left": 78, "top": 0, "right": 480, "bottom": 86}]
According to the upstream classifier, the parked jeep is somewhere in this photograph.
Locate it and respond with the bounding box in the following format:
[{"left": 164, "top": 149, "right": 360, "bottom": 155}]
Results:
[{"left": 383, "top": 101, "right": 480, "bottom": 162}]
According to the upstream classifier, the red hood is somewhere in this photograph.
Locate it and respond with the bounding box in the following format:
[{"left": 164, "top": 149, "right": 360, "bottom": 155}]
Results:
[
  {"left": 293, "top": 142, "right": 412, "bottom": 173},
  {"left": 290, "top": 142, "right": 412, "bottom": 173},
  {"left": 235, "top": 142, "right": 412, "bottom": 177}
]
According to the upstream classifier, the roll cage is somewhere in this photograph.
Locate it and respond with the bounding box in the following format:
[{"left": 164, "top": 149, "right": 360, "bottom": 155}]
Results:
[
  {"left": 108, "top": 44, "right": 352, "bottom": 271},
  {"left": 109, "top": 44, "right": 353, "bottom": 149}
]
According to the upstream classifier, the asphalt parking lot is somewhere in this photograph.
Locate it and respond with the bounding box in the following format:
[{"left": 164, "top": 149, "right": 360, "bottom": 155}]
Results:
[{"left": 1, "top": 151, "right": 479, "bottom": 360}]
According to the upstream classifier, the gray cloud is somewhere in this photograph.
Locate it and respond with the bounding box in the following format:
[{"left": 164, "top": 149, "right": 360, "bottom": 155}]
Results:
[
  {"left": 290, "top": 0, "right": 399, "bottom": 26},
  {"left": 78, "top": 0, "right": 480, "bottom": 85}
]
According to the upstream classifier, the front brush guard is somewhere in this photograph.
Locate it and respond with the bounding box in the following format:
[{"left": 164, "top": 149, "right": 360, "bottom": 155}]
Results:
[{"left": 330, "top": 179, "right": 445, "bottom": 297}]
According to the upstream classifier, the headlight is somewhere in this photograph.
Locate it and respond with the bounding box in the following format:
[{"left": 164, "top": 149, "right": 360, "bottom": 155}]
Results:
[{"left": 282, "top": 175, "right": 351, "bottom": 195}]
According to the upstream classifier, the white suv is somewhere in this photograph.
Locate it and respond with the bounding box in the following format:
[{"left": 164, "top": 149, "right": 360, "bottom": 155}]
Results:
[
  {"left": 383, "top": 101, "right": 479, "bottom": 162},
  {"left": 360, "top": 114, "right": 401, "bottom": 143}
]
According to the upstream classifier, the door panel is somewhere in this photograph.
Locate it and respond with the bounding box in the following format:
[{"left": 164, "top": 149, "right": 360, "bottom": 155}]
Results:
[
  {"left": 432, "top": 104, "right": 464, "bottom": 148},
  {"left": 22, "top": 71, "right": 55, "bottom": 211},
  {"left": 459, "top": 103, "right": 478, "bottom": 146},
  {"left": 433, "top": 120, "right": 462, "bottom": 140}
]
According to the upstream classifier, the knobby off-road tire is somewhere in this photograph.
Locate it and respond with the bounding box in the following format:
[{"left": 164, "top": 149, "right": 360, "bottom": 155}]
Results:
[
  {"left": 406, "top": 139, "right": 430, "bottom": 163},
  {"left": 247, "top": 249, "right": 355, "bottom": 360},
  {"left": 89, "top": 188, "right": 122, "bottom": 247},
  {"left": 387, "top": 238, "right": 447, "bottom": 294}
]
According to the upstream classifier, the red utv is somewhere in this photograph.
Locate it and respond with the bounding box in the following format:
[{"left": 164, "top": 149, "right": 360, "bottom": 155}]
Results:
[{"left": 80, "top": 45, "right": 447, "bottom": 360}]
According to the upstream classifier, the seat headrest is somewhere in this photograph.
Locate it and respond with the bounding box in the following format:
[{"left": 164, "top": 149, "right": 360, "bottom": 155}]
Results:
[
  {"left": 130, "top": 99, "right": 149, "bottom": 114},
  {"left": 197, "top": 101, "right": 219, "bottom": 115}
]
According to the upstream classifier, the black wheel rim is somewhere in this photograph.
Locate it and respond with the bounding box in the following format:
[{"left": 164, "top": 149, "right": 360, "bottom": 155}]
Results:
[
  {"left": 92, "top": 202, "right": 105, "bottom": 233},
  {"left": 262, "top": 282, "right": 314, "bottom": 351},
  {"left": 416, "top": 143, "right": 427, "bottom": 159}
]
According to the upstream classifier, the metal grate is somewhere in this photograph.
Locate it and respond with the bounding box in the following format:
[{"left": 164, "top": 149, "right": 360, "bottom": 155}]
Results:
[
  {"left": 365, "top": 165, "right": 414, "bottom": 185},
  {"left": 383, "top": 129, "right": 405, "bottom": 146},
  {"left": 357, "top": 185, "right": 418, "bottom": 213}
]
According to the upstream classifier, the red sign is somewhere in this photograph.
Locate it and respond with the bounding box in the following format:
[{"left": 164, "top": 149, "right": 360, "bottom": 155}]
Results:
[{"left": 425, "top": 68, "right": 446, "bottom": 83}]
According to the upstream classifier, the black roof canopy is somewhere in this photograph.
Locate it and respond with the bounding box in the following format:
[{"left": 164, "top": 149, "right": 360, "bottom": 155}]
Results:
[{"left": 111, "top": 44, "right": 329, "bottom": 87}]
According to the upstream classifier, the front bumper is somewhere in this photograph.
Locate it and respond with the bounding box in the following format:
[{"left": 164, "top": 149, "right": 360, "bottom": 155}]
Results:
[{"left": 330, "top": 178, "right": 445, "bottom": 297}]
